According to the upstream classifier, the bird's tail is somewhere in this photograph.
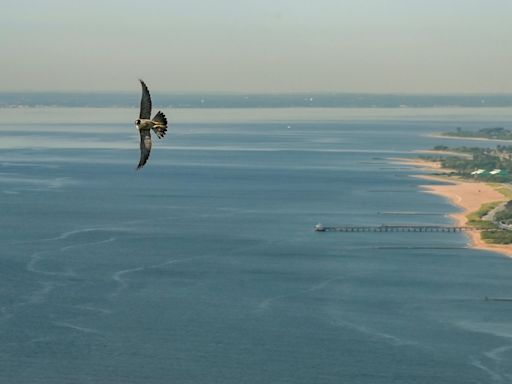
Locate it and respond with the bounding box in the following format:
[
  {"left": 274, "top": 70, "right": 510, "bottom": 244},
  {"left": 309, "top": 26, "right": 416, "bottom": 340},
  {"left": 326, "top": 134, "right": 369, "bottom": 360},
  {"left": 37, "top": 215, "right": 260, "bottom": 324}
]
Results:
[{"left": 152, "top": 111, "right": 168, "bottom": 139}]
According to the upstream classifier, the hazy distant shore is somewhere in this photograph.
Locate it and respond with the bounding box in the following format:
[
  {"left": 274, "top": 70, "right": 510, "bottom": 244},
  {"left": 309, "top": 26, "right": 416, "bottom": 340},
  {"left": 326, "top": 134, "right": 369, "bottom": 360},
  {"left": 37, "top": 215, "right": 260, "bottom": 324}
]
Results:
[
  {"left": 391, "top": 157, "right": 512, "bottom": 258},
  {"left": 427, "top": 133, "right": 512, "bottom": 142}
]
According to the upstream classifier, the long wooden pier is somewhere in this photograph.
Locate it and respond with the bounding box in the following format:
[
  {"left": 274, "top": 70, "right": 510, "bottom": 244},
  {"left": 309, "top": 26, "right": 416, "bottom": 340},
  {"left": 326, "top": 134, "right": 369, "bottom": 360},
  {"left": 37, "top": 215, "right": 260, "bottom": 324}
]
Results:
[{"left": 314, "top": 224, "right": 477, "bottom": 233}]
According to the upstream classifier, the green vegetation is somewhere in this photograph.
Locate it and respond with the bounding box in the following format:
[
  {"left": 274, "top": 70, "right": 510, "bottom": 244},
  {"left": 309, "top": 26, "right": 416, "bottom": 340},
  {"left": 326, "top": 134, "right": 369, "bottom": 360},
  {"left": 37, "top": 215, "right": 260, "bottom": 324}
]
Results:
[
  {"left": 421, "top": 142, "right": 512, "bottom": 244},
  {"left": 443, "top": 127, "right": 512, "bottom": 140},
  {"left": 494, "top": 201, "right": 512, "bottom": 223},
  {"left": 465, "top": 201, "right": 512, "bottom": 244},
  {"left": 482, "top": 230, "right": 512, "bottom": 244},
  {"left": 466, "top": 202, "right": 502, "bottom": 230},
  {"left": 422, "top": 145, "right": 512, "bottom": 182},
  {"left": 488, "top": 184, "right": 512, "bottom": 200}
]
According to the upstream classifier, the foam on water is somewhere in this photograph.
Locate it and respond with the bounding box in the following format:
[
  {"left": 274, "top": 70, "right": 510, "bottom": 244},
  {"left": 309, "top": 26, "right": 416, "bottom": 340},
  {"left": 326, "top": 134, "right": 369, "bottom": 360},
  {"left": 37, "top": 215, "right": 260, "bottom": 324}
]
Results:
[
  {"left": 53, "top": 321, "right": 103, "bottom": 336},
  {"left": 256, "top": 277, "right": 338, "bottom": 313},
  {"left": 110, "top": 256, "right": 205, "bottom": 299}
]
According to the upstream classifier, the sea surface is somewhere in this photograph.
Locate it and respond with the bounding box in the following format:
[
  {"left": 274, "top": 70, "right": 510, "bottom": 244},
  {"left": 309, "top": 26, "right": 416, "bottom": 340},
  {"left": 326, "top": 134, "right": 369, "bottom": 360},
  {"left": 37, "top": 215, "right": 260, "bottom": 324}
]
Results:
[{"left": 1, "top": 107, "right": 512, "bottom": 383}]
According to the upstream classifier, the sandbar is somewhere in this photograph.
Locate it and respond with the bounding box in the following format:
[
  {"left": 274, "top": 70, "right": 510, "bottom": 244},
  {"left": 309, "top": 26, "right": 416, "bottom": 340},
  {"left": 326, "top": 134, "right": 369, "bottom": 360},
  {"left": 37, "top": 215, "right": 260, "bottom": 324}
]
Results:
[{"left": 427, "top": 133, "right": 512, "bottom": 143}]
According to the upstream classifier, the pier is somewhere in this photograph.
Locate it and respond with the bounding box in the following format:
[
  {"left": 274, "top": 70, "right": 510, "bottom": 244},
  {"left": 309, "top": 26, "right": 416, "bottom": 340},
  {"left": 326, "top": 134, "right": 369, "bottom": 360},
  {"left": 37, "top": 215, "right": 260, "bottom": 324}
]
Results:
[{"left": 314, "top": 224, "right": 477, "bottom": 233}]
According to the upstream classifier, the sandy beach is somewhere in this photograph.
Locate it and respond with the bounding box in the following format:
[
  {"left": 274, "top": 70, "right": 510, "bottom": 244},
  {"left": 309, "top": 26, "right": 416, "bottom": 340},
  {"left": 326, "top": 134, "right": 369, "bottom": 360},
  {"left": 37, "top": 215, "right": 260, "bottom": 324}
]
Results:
[{"left": 391, "top": 158, "right": 512, "bottom": 257}]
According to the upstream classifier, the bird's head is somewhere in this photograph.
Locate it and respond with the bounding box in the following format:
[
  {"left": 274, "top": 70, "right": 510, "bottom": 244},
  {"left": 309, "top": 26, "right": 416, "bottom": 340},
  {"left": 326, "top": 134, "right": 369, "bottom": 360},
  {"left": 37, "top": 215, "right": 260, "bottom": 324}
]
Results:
[{"left": 135, "top": 119, "right": 141, "bottom": 127}]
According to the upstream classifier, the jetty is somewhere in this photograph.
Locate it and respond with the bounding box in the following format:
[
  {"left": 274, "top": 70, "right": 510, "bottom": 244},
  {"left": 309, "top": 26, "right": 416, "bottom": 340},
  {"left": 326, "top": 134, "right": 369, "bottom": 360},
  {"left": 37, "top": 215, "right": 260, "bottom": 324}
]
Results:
[
  {"left": 314, "top": 224, "right": 476, "bottom": 233},
  {"left": 485, "top": 296, "right": 512, "bottom": 302}
]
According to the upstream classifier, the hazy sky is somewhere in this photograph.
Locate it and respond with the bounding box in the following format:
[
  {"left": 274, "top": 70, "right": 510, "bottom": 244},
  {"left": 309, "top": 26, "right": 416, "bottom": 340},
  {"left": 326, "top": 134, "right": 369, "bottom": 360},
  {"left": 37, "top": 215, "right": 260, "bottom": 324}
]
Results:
[{"left": 2, "top": 0, "right": 512, "bottom": 93}]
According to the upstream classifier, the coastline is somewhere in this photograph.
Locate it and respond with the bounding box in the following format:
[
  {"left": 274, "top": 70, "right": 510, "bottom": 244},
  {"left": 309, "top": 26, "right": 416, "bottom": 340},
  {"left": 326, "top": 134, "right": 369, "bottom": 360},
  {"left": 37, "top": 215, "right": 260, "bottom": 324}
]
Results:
[
  {"left": 427, "top": 133, "right": 512, "bottom": 143},
  {"left": 391, "top": 158, "right": 512, "bottom": 258}
]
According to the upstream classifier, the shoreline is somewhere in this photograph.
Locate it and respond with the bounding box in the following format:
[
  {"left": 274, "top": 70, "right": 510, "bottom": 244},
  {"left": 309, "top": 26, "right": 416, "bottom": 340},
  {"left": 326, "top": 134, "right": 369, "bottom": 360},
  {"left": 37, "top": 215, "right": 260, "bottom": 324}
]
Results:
[
  {"left": 390, "top": 158, "right": 512, "bottom": 258},
  {"left": 427, "top": 133, "right": 512, "bottom": 143}
]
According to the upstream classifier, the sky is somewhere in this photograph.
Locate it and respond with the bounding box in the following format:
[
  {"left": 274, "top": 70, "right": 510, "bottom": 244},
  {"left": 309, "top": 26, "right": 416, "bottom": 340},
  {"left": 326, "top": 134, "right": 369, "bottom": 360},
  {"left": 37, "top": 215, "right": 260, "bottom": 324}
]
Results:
[{"left": 2, "top": 0, "right": 512, "bottom": 93}]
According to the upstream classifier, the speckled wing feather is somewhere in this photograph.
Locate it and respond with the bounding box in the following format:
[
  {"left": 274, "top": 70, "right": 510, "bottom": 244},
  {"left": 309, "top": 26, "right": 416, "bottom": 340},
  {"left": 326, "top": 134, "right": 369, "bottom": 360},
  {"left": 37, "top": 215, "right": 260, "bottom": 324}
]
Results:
[
  {"left": 137, "top": 129, "right": 152, "bottom": 169},
  {"left": 139, "top": 79, "right": 152, "bottom": 119}
]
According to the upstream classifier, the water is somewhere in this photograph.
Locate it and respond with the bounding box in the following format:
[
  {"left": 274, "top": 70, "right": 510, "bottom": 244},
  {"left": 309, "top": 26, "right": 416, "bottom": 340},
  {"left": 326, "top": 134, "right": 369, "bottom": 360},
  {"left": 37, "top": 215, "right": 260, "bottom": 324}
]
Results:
[
  {"left": 1, "top": 107, "right": 512, "bottom": 383},
  {"left": 3, "top": 92, "right": 512, "bottom": 108}
]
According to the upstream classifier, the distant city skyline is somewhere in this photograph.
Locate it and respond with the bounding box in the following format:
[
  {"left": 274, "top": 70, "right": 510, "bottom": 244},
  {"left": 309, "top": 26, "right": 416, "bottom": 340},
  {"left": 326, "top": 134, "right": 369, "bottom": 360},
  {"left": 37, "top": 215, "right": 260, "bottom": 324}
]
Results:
[{"left": 2, "top": 0, "right": 512, "bottom": 93}]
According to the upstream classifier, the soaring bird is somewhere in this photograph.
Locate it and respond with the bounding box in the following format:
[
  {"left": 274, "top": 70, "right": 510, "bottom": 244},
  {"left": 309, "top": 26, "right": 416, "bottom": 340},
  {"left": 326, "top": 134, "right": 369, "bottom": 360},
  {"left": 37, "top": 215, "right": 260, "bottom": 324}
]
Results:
[{"left": 135, "top": 79, "right": 168, "bottom": 169}]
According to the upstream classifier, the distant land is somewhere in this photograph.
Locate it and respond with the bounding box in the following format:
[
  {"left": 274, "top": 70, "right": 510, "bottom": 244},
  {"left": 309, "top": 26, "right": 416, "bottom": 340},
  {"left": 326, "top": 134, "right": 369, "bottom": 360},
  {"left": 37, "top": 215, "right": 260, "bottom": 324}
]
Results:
[
  {"left": 442, "top": 127, "right": 512, "bottom": 140},
  {"left": 2, "top": 93, "right": 512, "bottom": 108}
]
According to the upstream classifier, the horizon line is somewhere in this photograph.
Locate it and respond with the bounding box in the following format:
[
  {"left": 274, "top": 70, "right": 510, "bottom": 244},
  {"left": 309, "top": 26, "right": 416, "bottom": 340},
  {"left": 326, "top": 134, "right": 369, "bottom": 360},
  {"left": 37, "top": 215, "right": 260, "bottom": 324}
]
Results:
[{"left": 2, "top": 90, "right": 512, "bottom": 96}]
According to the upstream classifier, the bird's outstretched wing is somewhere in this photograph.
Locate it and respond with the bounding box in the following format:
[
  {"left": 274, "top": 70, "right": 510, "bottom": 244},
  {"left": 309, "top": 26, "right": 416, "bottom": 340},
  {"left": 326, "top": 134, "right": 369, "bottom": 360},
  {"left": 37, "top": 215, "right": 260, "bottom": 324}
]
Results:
[
  {"left": 139, "top": 79, "right": 152, "bottom": 119},
  {"left": 137, "top": 130, "right": 152, "bottom": 169}
]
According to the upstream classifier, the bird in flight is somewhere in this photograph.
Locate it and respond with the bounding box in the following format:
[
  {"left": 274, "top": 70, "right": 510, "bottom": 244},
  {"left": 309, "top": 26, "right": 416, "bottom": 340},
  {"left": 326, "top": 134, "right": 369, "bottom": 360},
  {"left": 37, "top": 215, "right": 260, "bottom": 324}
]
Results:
[{"left": 135, "top": 79, "right": 168, "bottom": 169}]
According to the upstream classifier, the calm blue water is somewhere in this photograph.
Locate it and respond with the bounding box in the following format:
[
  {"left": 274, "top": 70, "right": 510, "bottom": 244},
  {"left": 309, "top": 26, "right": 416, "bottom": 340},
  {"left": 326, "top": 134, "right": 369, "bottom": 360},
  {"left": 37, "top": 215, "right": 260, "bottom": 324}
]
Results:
[{"left": 1, "top": 107, "right": 512, "bottom": 383}]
